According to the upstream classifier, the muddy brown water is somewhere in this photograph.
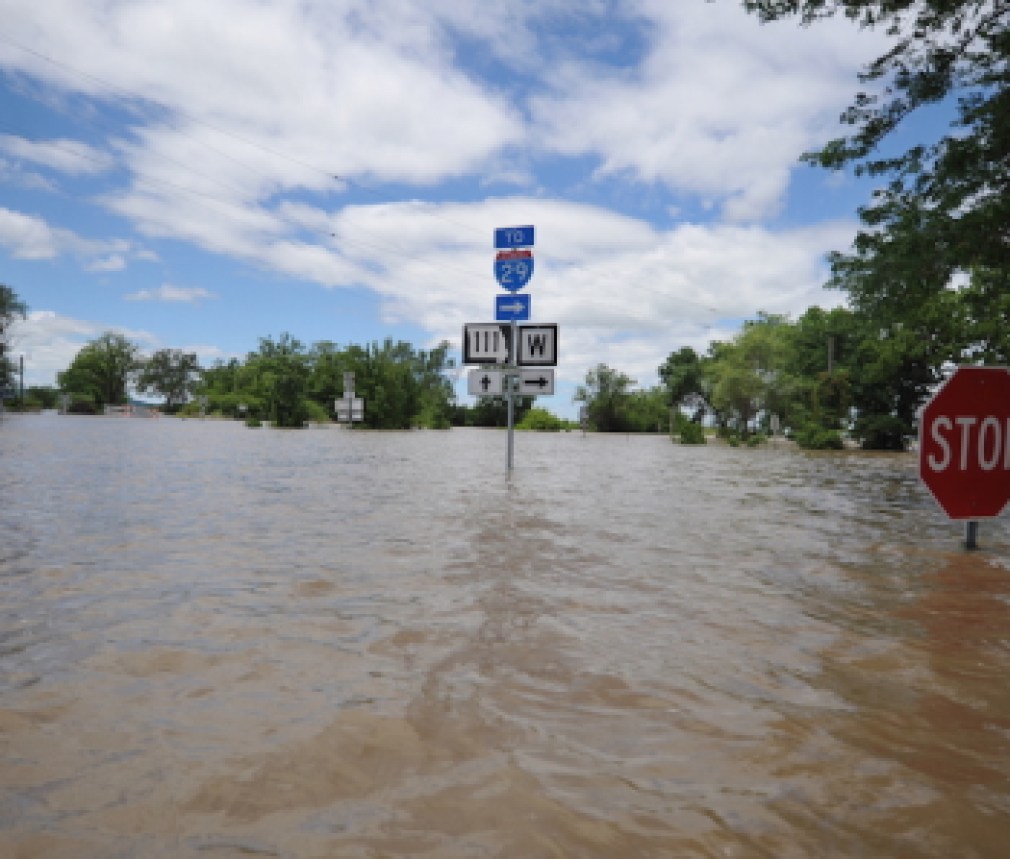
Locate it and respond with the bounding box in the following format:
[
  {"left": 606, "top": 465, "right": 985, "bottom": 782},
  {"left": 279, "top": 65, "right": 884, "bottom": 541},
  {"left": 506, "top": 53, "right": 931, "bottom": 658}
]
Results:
[{"left": 2, "top": 414, "right": 1009, "bottom": 858}]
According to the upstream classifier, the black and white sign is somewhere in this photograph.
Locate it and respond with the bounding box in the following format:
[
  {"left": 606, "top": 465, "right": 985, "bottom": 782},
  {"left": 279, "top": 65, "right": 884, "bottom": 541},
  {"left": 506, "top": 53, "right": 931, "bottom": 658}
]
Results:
[
  {"left": 335, "top": 397, "right": 364, "bottom": 422},
  {"left": 467, "top": 369, "right": 504, "bottom": 396},
  {"left": 516, "top": 324, "right": 558, "bottom": 366},
  {"left": 463, "top": 323, "right": 511, "bottom": 364},
  {"left": 518, "top": 368, "right": 554, "bottom": 395}
]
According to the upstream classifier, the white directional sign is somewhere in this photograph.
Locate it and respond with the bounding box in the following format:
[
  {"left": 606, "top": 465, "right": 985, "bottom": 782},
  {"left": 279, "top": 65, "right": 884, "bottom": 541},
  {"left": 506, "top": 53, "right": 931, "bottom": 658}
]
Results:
[
  {"left": 335, "top": 397, "right": 364, "bottom": 422},
  {"left": 516, "top": 324, "right": 558, "bottom": 366},
  {"left": 463, "top": 323, "right": 511, "bottom": 365},
  {"left": 467, "top": 368, "right": 504, "bottom": 396},
  {"left": 518, "top": 368, "right": 554, "bottom": 395}
]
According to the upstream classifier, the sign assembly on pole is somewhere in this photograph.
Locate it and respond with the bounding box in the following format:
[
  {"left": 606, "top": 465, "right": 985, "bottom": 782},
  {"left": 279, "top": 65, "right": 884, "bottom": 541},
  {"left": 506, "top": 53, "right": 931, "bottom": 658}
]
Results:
[
  {"left": 918, "top": 365, "right": 1010, "bottom": 519},
  {"left": 465, "top": 223, "right": 558, "bottom": 471}
]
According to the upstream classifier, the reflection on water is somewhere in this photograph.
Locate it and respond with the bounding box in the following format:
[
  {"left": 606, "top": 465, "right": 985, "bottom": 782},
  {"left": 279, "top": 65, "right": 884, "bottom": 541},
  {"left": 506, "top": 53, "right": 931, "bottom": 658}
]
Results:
[{"left": 2, "top": 413, "right": 1009, "bottom": 857}]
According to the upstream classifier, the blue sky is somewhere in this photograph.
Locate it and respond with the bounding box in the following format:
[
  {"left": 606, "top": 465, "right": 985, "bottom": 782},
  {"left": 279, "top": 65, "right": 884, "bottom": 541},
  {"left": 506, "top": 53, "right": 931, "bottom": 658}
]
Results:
[{"left": 0, "top": 0, "right": 909, "bottom": 417}]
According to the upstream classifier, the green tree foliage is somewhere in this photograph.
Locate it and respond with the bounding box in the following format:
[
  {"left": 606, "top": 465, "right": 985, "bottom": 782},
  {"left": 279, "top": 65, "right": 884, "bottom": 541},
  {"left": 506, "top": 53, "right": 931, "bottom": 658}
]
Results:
[
  {"left": 345, "top": 338, "right": 456, "bottom": 429},
  {"left": 744, "top": 1, "right": 1009, "bottom": 268},
  {"left": 136, "top": 348, "right": 201, "bottom": 412},
  {"left": 659, "top": 346, "right": 708, "bottom": 422},
  {"left": 58, "top": 332, "right": 140, "bottom": 409},
  {"left": 194, "top": 335, "right": 456, "bottom": 429},
  {"left": 462, "top": 394, "right": 534, "bottom": 428},
  {"left": 575, "top": 364, "right": 638, "bottom": 432},
  {"left": 244, "top": 333, "right": 310, "bottom": 428},
  {"left": 516, "top": 407, "right": 567, "bottom": 431},
  {"left": 1, "top": 284, "right": 28, "bottom": 391},
  {"left": 745, "top": 0, "right": 1010, "bottom": 415},
  {"left": 25, "top": 386, "right": 59, "bottom": 409},
  {"left": 696, "top": 313, "right": 796, "bottom": 438}
]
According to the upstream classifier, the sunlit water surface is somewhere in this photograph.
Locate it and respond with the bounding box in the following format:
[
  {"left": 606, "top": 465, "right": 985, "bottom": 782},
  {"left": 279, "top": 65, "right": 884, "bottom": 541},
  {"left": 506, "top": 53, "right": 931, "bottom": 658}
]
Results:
[{"left": 2, "top": 414, "right": 1009, "bottom": 858}]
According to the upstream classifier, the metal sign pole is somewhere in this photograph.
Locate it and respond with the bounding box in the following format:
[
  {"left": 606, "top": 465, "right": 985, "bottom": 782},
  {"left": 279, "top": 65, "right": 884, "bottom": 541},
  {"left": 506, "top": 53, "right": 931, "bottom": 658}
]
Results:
[
  {"left": 965, "top": 520, "right": 979, "bottom": 550},
  {"left": 507, "top": 320, "right": 516, "bottom": 473}
]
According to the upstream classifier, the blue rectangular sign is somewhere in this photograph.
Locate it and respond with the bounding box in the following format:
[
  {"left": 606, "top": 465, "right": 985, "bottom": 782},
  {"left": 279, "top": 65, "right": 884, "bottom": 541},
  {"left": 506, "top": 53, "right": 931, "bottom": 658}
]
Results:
[
  {"left": 494, "top": 225, "right": 535, "bottom": 249},
  {"left": 495, "top": 293, "right": 531, "bottom": 321}
]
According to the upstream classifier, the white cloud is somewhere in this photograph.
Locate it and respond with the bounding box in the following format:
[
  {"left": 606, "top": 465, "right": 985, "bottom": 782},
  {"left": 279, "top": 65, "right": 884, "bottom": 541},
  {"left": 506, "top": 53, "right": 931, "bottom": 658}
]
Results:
[
  {"left": 318, "top": 196, "right": 855, "bottom": 387},
  {"left": 0, "top": 206, "right": 134, "bottom": 265},
  {"left": 0, "top": 134, "right": 113, "bottom": 175},
  {"left": 10, "top": 310, "right": 156, "bottom": 388},
  {"left": 125, "top": 284, "right": 217, "bottom": 303},
  {"left": 0, "top": 0, "right": 887, "bottom": 404},
  {"left": 530, "top": 3, "right": 883, "bottom": 221}
]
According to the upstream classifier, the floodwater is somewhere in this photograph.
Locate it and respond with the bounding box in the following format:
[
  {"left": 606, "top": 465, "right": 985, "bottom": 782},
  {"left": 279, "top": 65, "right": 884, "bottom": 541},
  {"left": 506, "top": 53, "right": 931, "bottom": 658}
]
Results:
[{"left": 2, "top": 414, "right": 1009, "bottom": 858}]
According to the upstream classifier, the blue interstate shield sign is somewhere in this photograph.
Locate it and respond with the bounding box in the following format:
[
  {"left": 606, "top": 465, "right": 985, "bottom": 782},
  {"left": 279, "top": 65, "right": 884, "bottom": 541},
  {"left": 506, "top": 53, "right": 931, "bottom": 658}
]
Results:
[{"left": 494, "top": 249, "right": 533, "bottom": 292}]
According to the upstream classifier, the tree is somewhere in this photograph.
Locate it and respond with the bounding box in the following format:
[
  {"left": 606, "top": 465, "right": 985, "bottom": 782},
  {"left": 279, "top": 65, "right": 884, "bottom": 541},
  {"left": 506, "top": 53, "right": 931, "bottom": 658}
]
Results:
[
  {"left": 575, "top": 364, "right": 637, "bottom": 432},
  {"left": 136, "top": 349, "right": 201, "bottom": 411},
  {"left": 699, "top": 313, "right": 796, "bottom": 438},
  {"left": 659, "top": 346, "right": 708, "bottom": 421},
  {"left": 58, "top": 332, "right": 141, "bottom": 409},
  {"left": 1, "top": 284, "right": 28, "bottom": 391},
  {"left": 245, "top": 333, "right": 309, "bottom": 428},
  {"left": 745, "top": 1, "right": 1010, "bottom": 380}
]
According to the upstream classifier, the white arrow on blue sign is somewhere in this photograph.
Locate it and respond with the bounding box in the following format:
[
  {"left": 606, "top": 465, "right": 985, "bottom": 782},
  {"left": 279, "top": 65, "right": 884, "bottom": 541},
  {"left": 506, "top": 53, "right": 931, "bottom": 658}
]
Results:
[{"left": 495, "top": 293, "right": 531, "bottom": 321}]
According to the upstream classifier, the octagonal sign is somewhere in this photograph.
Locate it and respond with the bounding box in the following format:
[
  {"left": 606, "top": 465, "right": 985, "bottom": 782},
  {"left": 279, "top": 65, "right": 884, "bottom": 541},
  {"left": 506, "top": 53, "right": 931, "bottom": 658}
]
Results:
[{"left": 918, "top": 366, "right": 1010, "bottom": 519}]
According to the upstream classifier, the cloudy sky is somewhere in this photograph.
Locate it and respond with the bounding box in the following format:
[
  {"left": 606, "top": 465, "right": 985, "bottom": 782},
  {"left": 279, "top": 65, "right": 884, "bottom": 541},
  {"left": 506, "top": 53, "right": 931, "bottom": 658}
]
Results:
[{"left": 1, "top": 0, "right": 906, "bottom": 415}]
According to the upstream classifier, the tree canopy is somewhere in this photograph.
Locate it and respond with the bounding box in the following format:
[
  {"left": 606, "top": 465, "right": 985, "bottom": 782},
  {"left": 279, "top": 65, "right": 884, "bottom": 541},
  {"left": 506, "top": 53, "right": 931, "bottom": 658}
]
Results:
[
  {"left": 136, "top": 348, "right": 201, "bottom": 412},
  {"left": 745, "top": 1, "right": 1009, "bottom": 351},
  {"left": 1, "top": 284, "right": 28, "bottom": 391},
  {"left": 58, "top": 332, "right": 140, "bottom": 411}
]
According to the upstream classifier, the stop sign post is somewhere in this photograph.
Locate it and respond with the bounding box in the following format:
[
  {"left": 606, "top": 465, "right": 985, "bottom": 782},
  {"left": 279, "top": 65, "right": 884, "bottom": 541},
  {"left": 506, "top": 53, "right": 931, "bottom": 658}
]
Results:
[{"left": 918, "top": 367, "right": 1010, "bottom": 537}]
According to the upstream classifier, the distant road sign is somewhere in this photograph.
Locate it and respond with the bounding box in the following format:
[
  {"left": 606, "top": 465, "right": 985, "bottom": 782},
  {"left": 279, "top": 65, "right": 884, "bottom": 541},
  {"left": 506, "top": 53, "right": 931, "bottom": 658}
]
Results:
[
  {"left": 516, "top": 324, "right": 558, "bottom": 366},
  {"left": 494, "top": 249, "right": 533, "bottom": 292},
  {"left": 463, "top": 323, "right": 511, "bottom": 365},
  {"left": 495, "top": 293, "right": 531, "bottom": 321},
  {"left": 494, "top": 225, "right": 535, "bottom": 249},
  {"left": 335, "top": 397, "right": 364, "bottom": 422},
  {"left": 467, "top": 369, "right": 504, "bottom": 396},
  {"left": 518, "top": 368, "right": 554, "bottom": 395}
]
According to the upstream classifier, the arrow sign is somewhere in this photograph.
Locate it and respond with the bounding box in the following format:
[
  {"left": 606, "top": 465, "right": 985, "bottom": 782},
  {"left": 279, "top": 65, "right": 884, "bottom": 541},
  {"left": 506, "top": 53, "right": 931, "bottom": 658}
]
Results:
[
  {"left": 495, "top": 293, "right": 531, "bottom": 321},
  {"left": 467, "top": 368, "right": 504, "bottom": 396},
  {"left": 518, "top": 368, "right": 555, "bottom": 395}
]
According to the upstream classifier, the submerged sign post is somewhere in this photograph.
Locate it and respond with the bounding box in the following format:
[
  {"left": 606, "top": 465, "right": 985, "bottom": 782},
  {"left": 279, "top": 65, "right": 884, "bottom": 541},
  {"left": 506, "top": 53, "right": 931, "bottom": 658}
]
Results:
[
  {"left": 463, "top": 224, "right": 558, "bottom": 472},
  {"left": 918, "top": 365, "right": 1010, "bottom": 548}
]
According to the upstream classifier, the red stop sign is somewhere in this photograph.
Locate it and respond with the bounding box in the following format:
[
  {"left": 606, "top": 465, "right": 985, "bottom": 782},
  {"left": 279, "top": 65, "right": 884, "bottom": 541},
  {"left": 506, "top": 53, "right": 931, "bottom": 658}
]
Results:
[{"left": 919, "top": 366, "right": 1010, "bottom": 519}]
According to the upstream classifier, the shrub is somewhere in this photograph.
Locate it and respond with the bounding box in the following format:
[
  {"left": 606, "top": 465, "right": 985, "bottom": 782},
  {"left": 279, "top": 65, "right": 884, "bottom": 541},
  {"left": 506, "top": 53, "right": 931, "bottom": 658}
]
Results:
[
  {"left": 517, "top": 407, "right": 566, "bottom": 431},
  {"left": 677, "top": 421, "right": 706, "bottom": 445},
  {"left": 795, "top": 424, "right": 844, "bottom": 450}
]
